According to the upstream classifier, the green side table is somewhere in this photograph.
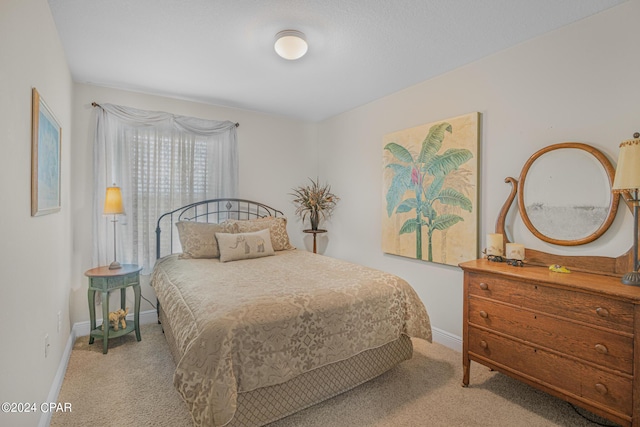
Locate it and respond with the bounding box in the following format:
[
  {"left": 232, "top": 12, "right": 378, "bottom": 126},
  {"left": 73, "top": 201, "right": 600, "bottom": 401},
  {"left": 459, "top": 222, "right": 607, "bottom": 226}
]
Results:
[{"left": 85, "top": 264, "right": 142, "bottom": 354}]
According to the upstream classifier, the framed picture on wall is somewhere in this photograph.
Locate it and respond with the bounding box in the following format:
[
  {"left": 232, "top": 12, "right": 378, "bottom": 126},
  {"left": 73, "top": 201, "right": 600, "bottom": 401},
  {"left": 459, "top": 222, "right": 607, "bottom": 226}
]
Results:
[
  {"left": 382, "top": 112, "right": 480, "bottom": 267},
  {"left": 31, "top": 87, "right": 61, "bottom": 216}
]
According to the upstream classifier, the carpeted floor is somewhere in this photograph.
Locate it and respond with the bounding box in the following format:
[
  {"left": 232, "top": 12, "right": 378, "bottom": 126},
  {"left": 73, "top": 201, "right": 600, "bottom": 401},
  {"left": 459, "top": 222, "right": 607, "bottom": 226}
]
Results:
[{"left": 51, "top": 324, "right": 619, "bottom": 427}]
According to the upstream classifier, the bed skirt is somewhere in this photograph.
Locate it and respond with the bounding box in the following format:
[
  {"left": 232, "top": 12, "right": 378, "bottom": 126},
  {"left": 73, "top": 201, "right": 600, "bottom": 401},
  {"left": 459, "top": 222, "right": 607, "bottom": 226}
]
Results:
[{"left": 159, "top": 305, "right": 414, "bottom": 426}]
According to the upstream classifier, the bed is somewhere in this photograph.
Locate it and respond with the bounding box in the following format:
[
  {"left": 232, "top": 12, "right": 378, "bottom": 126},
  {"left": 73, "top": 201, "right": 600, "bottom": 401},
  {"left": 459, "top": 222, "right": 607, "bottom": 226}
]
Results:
[{"left": 150, "top": 199, "right": 432, "bottom": 427}]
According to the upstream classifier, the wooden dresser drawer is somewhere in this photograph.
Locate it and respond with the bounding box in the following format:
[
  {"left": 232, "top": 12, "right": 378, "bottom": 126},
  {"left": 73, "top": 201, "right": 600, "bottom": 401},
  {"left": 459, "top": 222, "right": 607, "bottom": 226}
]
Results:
[
  {"left": 468, "top": 327, "right": 633, "bottom": 416},
  {"left": 468, "top": 297, "right": 633, "bottom": 374},
  {"left": 461, "top": 259, "right": 640, "bottom": 427},
  {"left": 467, "top": 272, "right": 634, "bottom": 334}
]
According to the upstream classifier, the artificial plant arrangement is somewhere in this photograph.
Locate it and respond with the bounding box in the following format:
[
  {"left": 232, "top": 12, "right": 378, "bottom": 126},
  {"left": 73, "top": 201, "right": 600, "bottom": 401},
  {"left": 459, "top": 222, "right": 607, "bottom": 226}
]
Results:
[{"left": 291, "top": 178, "right": 340, "bottom": 230}]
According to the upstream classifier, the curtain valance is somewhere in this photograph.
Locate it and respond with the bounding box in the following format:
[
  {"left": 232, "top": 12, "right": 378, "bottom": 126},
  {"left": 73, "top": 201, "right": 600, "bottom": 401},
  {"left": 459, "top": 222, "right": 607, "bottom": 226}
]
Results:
[{"left": 97, "top": 103, "right": 238, "bottom": 135}]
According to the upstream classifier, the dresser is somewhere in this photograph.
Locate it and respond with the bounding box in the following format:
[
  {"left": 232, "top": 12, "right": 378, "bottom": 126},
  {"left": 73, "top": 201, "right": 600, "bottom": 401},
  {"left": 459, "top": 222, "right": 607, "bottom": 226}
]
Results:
[{"left": 460, "top": 259, "right": 640, "bottom": 427}]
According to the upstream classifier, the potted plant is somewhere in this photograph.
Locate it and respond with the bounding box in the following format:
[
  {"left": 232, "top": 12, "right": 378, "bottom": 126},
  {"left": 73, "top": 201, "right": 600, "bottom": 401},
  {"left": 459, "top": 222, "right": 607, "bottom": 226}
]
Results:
[{"left": 291, "top": 178, "right": 339, "bottom": 230}]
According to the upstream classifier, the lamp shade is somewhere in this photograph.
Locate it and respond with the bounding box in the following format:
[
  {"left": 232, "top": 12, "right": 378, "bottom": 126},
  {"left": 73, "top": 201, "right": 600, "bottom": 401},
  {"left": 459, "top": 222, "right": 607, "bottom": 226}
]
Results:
[
  {"left": 103, "top": 186, "right": 124, "bottom": 215},
  {"left": 274, "top": 30, "right": 308, "bottom": 60},
  {"left": 612, "top": 137, "right": 640, "bottom": 191}
]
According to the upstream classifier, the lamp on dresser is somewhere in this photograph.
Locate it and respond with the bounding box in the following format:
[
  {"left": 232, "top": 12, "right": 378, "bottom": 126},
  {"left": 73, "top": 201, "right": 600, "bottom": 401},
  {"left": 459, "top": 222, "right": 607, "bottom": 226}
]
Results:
[
  {"left": 612, "top": 132, "right": 640, "bottom": 285},
  {"left": 103, "top": 184, "right": 124, "bottom": 270}
]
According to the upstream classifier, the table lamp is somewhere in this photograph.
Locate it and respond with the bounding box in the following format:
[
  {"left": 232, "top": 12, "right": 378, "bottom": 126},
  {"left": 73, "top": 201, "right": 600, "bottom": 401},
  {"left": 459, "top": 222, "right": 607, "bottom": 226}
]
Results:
[
  {"left": 612, "top": 133, "right": 640, "bottom": 285},
  {"left": 104, "top": 185, "right": 124, "bottom": 270}
]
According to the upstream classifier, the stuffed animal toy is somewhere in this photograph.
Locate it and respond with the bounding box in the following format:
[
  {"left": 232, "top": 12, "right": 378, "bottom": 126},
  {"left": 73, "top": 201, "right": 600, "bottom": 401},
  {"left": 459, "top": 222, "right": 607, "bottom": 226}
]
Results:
[{"left": 102, "top": 307, "right": 129, "bottom": 331}]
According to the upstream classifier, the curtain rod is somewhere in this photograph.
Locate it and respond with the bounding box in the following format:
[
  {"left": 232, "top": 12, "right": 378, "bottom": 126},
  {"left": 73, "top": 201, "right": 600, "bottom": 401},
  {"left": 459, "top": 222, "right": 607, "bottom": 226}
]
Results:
[{"left": 91, "top": 102, "right": 239, "bottom": 127}]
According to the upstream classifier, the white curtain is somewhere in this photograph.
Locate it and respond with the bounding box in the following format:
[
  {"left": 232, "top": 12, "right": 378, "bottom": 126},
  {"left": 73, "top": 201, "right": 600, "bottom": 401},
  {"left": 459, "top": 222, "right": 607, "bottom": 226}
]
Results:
[{"left": 93, "top": 103, "right": 238, "bottom": 273}]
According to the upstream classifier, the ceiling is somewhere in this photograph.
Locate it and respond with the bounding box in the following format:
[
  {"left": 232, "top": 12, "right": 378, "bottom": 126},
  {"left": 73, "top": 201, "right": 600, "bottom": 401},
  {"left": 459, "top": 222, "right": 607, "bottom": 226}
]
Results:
[{"left": 48, "top": 0, "right": 626, "bottom": 122}]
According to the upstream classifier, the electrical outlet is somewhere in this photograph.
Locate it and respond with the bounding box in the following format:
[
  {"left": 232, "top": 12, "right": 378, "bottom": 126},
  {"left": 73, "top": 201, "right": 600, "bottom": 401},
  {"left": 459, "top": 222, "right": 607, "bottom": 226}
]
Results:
[
  {"left": 44, "top": 334, "right": 50, "bottom": 358},
  {"left": 57, "top": 311, "right": 62, "bottom": 333}
]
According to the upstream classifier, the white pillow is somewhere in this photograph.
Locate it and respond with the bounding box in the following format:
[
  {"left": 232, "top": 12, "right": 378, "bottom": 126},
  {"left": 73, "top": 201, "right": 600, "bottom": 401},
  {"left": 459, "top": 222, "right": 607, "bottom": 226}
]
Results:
[{"left": 215, "top": 228, "right": 275, "bottom": 263}]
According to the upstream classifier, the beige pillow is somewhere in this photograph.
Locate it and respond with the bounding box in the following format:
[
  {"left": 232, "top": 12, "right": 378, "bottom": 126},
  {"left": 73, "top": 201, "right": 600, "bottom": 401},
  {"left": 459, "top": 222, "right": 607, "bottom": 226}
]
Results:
[
  {"left": 216, "top": 228, "right": 275, "bottom": 262},
  {"left": 223, "top": 216, "right": 295, "bottom": 251},
  {"left": 176, "top": 221, "right": 238, "bottom": 259}
]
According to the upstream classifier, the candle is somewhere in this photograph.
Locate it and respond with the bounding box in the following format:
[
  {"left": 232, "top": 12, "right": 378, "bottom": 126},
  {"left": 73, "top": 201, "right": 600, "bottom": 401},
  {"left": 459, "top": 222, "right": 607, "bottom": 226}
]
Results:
[
  {"left": 486, "top": 234, "right": 504, "bottom": 256},
  {"left": 506, "top": 243, "right": 525, "bottom": 261}
]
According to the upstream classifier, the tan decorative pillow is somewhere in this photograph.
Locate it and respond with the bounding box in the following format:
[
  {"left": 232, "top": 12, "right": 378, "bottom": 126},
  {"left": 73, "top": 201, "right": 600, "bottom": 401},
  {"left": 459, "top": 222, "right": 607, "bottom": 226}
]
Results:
[
  {"left": 223, "top": 216, "right": 295, "bottom": 251},
  {"left": 215, "top": 229, "right": 275, "bottom": 263},
  {"left": 176, "top": 221, "right": 238, "bottom": 259}
]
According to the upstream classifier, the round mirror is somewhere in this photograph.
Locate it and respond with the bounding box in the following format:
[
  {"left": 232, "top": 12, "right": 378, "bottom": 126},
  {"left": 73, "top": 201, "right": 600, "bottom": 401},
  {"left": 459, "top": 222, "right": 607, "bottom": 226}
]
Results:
[{"left": 517, "top": 143, "right": 619, "bottom": 246}]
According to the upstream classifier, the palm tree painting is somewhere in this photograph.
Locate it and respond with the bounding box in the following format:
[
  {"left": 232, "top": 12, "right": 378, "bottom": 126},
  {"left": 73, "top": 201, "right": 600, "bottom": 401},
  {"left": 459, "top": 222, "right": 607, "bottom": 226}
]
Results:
[{"left": 382, "top": 113, "right": 479, "bottom": 266}]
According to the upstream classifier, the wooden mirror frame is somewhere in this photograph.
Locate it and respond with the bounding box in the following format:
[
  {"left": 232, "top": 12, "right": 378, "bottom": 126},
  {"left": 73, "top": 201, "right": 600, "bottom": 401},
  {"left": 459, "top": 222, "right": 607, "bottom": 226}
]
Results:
[
  {"left": 517, "top": 142, "right": 619, "bottom": 246},
  {"left": 496, "top": 142, "right": 633, "bottom": 277}
]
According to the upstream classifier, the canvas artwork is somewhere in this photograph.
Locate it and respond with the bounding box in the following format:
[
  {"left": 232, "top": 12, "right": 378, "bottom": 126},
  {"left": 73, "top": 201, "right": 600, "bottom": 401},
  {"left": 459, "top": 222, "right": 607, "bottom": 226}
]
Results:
[
  {"left": 382, "top": 112, "right": 479, "bottom": 266},
  {"left": 31, "top": 88, "right": 61, "bottom": 216}
]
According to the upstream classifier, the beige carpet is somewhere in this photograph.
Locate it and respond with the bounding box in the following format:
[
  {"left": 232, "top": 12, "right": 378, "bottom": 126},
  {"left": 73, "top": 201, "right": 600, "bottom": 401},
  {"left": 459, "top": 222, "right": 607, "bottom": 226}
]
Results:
[{"left": 51, "top": 324, "right": 618, "bottom": 427}]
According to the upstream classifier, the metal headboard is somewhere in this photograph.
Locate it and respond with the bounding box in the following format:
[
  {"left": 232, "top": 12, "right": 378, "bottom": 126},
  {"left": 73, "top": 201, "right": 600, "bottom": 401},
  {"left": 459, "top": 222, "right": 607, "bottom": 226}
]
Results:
[{"left": 155, "top": 198, "right": 284, "bottom": 260}]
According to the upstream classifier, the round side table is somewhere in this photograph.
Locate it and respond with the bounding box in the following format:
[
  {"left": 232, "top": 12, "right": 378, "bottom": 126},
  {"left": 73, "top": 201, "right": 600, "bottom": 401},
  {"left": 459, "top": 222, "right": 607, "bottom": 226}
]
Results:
[
  {"left": 85, "top": 264, "right": 142, "bottom": 354},
  {"left": 303, "top": 229, "right": 327, "bottom": 254}
]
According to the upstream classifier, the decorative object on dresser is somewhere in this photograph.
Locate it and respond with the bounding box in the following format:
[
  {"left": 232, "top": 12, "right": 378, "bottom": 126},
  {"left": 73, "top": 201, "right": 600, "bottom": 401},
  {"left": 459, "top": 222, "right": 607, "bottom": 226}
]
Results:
[
  {"left": 485, "top": 233, "right": 504, "bottom": 257},
  {"left": 505, "top": 243, "right": 525, "bottom": 261},
  {"left": 549, "top": 264, "right": 571, "bottom": 273},
  {"left": 612, "top": 132, "right": 640, "bottom": 285},
  {"left": 514, "top": 142, "right": 619, "bottom": 247},
  {"left": 103, "top": 184, "right": 125, "bottom": 269},
  {"left": 461, "top": 141, "right": 640, "bottom": 427},
  {"left": 494, "top": 142, "right": 632, "bottom": 276},
  {"left": 483, "top": 234, "right": 526, "bottom": 266}
]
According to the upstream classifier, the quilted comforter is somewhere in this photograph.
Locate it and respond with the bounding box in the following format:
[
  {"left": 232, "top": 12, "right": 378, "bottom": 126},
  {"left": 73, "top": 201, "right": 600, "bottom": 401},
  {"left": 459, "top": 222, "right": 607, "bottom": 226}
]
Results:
[{"left": 150, "top": 250, "right": 431, "bottom": 426}]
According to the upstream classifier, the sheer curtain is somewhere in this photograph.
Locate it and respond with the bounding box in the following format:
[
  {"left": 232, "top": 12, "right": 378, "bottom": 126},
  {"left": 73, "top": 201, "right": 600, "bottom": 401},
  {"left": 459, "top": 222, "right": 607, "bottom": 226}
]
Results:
[{"left": 93, "top": 103, "right": 238, "bottom": 273}]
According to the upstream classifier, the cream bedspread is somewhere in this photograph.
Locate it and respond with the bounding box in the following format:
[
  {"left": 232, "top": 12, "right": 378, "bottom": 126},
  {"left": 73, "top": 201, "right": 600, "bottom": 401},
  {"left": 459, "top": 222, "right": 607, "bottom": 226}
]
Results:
[{"left": 150, "top": 250, "right": 431, "bottom": 427}]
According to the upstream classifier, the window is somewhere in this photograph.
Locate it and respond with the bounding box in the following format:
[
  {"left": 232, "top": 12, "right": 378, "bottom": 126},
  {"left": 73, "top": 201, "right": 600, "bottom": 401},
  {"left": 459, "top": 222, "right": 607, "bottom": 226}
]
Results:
[{"left": 93, "top": 103, "right": 238, "bottom": 272}]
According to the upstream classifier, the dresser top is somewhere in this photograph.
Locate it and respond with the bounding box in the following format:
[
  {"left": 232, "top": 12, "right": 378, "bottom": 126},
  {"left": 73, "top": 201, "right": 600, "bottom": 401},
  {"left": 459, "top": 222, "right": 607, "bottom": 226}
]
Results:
[{"left": 460, "top": 259, "right": 640, "bottom": 302}]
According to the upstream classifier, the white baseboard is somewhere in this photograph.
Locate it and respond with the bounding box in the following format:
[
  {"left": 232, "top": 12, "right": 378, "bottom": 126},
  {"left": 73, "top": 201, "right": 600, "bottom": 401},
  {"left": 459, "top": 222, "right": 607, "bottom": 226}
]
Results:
[
  {"left": 38, "top": 309, "right": 158, "bottom": 427},
  {"left": 38, "top": 327, "right": 76, "bottom": 427},
  {"left": 431, "top": 326, "right": 462, "bottom": 353},
  {"left": 72, "top": 309, "right": 159, "bottom": 337}
]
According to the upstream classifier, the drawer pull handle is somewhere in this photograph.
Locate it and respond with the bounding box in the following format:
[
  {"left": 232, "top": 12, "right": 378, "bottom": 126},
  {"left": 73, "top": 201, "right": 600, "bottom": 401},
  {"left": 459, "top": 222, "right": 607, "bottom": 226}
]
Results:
[
  {"left": 595, "top": 344, "right": 608, "bottom": 355},
  {"left": 479, "top": 310, "right": 488, "bottom": 319},
  {"left": 480, "top": 340, "right": 488, "bottom": 349},
  {"left": 595, "top": 383, "right": 608, "bottom": 395},
  {"left": 479, "top": 282, "right": 489, "bottom": 290},
  {"left": 596, "top": 307, "right": 609, "bottom": 318}
]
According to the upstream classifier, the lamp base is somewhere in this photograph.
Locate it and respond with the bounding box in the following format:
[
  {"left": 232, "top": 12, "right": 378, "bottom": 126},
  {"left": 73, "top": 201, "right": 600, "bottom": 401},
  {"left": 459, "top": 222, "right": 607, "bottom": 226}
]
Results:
[
  {"left": 108, "top": 261, "right": 122, "bottom": 270},
  {"left": 621, "top": 271, "right": 640, "bottom": 286}
]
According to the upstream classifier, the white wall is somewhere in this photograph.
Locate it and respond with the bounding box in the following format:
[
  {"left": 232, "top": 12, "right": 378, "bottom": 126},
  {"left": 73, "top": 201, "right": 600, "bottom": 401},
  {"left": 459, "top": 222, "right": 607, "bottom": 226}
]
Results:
[
  {"left": 70, "top": 84, "right": 317, "bottom": 325},
  {"left": 317, "top": 0, "right": 640, "bottom": 339},
  {"left": 2, "top": 5, "right": 638, "bottom": 421},
  {"left": 0, "top": 1, "right": 73, "bottom": 426}
]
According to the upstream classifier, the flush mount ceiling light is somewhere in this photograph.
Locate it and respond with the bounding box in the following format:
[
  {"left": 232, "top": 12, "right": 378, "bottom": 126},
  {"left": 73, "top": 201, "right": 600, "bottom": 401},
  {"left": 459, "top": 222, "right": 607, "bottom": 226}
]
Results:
[{"left": 274, "top": 30, "right": 308, "bottom": 60}]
